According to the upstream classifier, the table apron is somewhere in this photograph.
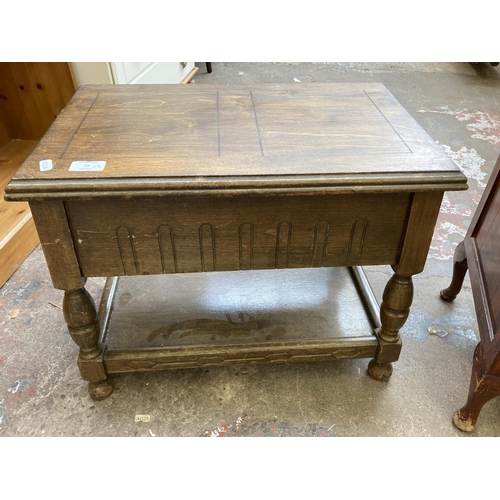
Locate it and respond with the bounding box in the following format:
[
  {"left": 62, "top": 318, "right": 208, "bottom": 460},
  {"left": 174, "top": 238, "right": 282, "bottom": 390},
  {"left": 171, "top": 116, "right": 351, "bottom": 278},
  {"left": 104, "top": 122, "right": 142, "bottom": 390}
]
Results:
[{"left": 53, "top": 192, "right": 415, "bottom": 278}]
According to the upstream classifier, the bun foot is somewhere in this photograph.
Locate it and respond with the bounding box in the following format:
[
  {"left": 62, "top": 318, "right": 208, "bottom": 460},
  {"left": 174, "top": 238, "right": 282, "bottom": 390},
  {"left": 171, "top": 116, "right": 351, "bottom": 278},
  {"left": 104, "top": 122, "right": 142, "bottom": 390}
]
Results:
[
  {"left": 367, "top": 360, "right": 393, "bottom": 381},
  {"left": 452, "top": 410, "right": 475, "bottom": 432},
  {"left": 88, "top": 378, "right": 115, "bottom": 401}
]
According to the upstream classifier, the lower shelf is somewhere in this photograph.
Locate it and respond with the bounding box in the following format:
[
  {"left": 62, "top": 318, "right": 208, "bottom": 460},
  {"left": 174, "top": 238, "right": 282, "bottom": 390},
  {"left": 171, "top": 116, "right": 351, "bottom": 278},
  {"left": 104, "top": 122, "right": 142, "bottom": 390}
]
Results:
[{"left": 98, "top": 266, "right": 382, "bottom": 373}]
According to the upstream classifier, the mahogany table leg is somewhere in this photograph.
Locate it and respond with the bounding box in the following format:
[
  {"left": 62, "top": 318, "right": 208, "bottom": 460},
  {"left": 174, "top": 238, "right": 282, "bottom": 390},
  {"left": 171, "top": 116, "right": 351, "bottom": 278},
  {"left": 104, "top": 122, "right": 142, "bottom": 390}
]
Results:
[
  {"left": 440, "top": 241, "right": 468, "bottom": 302},
  {"left": 63, "top": 284, "right": 114, "bottom": 400},
  {"left": 453, "top": 342, "right": 500, "bottom": 431},
  {"left": 368, "top": 271, "right": 410, "bottom": 381}
]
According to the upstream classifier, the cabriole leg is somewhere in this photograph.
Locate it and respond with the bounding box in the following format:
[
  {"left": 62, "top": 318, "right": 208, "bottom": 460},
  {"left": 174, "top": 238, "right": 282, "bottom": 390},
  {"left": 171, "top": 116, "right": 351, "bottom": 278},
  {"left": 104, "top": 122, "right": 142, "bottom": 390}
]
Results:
[
  {"left": 453, "top": 343, "right": 500, "bottom": 432},
  {"left": 440, "top": 241, "right": 468, "bottom": 302}
]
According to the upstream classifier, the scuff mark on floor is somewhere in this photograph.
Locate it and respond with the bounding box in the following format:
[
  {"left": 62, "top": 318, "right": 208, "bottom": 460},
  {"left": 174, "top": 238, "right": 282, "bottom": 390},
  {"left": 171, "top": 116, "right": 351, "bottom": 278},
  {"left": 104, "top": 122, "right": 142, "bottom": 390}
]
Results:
[
  {"left": 0, "top": 374, "right": 37, "bottom": 433},
  {"left": 1, "top": 278, "right": 45, "bottom": 304},
  {"left": 401, "top": 308, "right": 436, "bottom": 340},
  {"left": 428, "top": 303, "right": 478, "bottom": 345}
]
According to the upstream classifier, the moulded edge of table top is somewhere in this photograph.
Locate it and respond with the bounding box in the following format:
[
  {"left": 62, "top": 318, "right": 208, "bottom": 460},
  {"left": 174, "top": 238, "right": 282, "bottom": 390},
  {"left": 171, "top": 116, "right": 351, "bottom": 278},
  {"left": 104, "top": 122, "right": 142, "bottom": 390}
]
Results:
[{"left": 5, "top": 83, "right": 468, "bottom": 200}]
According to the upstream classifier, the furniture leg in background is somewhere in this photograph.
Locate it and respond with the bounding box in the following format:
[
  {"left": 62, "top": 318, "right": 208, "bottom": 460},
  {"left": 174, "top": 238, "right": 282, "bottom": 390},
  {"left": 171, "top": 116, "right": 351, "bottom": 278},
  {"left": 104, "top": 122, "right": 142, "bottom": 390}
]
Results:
[{"left": 441, "top": 154, "right": 500, "bottom": 432}]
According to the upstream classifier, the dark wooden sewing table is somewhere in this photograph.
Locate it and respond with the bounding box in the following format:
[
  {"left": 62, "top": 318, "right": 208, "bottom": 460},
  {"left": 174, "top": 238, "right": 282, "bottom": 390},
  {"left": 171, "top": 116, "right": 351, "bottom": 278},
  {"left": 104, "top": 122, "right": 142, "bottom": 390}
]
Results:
[{"left": 5, "top": 83, "right": 467, "bottom": 399}]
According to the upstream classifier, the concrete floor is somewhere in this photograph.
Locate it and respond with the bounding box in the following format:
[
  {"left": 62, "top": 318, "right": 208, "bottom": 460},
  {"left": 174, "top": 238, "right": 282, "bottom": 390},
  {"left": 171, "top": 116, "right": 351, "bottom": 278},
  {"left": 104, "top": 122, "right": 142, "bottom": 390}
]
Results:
[{"left": 1, "top": 62, "right": 500, "bottom": 437}]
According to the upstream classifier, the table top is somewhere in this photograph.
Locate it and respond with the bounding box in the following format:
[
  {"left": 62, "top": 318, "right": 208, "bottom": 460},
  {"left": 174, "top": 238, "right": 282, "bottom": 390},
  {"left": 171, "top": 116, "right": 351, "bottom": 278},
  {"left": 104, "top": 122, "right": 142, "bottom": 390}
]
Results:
[{"left": 6, "top": 83, "right": 467, "bottom": 200}]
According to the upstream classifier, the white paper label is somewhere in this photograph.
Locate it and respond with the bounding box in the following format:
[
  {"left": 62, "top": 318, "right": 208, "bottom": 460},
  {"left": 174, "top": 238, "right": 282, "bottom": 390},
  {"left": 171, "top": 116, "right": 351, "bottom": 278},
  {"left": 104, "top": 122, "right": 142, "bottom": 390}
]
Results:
[
  {"left": 39, "top": 159, "right": 53, "bottom": 171},
  {"left": 69, "top": 161, "right": 106, "bottom": 172}
]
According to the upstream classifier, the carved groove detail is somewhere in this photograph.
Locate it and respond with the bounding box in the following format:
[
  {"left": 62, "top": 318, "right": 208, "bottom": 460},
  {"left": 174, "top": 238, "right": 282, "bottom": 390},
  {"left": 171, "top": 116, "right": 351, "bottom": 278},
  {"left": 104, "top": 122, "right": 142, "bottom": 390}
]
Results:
[
  {"left": 112, "top": 219, "right": 371, "bottom": 275},
  {"left": 311, "top": 221, "right": 330, "bottom": 267},
  {"left": 199, "top": 223, "right": 216, "bottom": 272},
  {"left": 275, "top": 222, "right": 292, "bottom": 269},
  {"left": 157, "top": 224, "right": 178, "bottom": 274},
  {"left": 346, "top": 219, "right": 368, "bottom": 266},
  {"left": 116, "top": 226, "right": 139, "bottom": 275},
  {"left": 238, "top": 223, "right": 254, "bottom": 270},
  {"left": 122, "top": 347, "right": 363, "bottom": 371}
]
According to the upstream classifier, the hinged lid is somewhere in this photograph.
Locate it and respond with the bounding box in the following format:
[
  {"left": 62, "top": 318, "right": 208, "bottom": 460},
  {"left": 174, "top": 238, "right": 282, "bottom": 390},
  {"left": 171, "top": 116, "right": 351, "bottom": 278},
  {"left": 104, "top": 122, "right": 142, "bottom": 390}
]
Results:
[{"left": 5, "top": 83, "right": 467, "bottom": 200}]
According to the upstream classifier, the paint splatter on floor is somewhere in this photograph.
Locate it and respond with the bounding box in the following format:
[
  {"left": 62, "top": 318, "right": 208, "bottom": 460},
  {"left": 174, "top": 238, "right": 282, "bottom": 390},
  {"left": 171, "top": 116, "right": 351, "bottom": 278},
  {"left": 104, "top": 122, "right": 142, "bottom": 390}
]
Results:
[
  {"left": 414, "top": 106, "right": 496, "bottom": 259},
  {"left": 439, "top": 193, "right": 472, "bottom": 217},
  {"left": 417, "top": 106, "right": 500, "bottom": 145},
  {"left": 202, "top": 414, "right": 336, "bottom": 437},
  {"left": 428, "top": 143, "right": 488, "bottom": 260},
  {"left": 429, "top": 220, "right": 467, "bottom": 261},
  {"left": 437, "top": 143, "right": 488, "bottom": 188}
]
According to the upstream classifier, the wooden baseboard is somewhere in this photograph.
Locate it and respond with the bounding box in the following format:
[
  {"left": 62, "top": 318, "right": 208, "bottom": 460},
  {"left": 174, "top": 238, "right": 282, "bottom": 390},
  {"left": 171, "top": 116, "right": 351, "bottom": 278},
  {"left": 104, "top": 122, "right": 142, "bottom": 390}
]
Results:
[
  {"left": 0, "top": 140, "right": 40, "bottom": 287},
  {"left": 180, "top": 66, "right": 199, "bottom": 84},
  {"left": 0, "top": 211, "right": 39, "bottom": 287}
]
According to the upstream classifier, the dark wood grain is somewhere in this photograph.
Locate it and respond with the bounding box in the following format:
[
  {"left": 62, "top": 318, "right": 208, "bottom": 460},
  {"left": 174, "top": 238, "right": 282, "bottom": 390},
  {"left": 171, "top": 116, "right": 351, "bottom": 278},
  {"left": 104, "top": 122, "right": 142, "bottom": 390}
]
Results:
[
  {"left": 100, "top": 267, "right": 381, "bottom": 372},
  {"left": 475, "top": 194, "right": 500, "bottom": 335},
  {"left": 443, "top": 154, "right": 500, "bottom": 431},
  {"left": 28, "top": 200, "right": 83, "bottom": 291},
  {"left": 3, "top": 83, "right": 469, "bottom": 399},
  {"left": 104, "top": 340, "right": 379, "bottom": 373},
  {"left": 64, "top": 193, "right": 411, "bottom": 277},
  {"left": 397, "top": 191, "right": 444, "bottom": 277},
  {"left": 5, "top": 83, "right": 467, "bottom": 201},
  {"left": 463, "top": 156, "right": 500, "bottom": 363},
  {"left": 440, "top": 241, "right": 467, "bottom": 301}
]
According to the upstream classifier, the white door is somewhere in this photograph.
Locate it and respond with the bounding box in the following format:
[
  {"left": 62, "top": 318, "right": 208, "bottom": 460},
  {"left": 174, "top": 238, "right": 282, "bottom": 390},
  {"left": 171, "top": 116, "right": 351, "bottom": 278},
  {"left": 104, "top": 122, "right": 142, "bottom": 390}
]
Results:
[
  {"left": 110, "top": 62, "right": 195, "bottom": 84},
  {"left": 71, "top": 62, "right": 195, "bottom": 86}
]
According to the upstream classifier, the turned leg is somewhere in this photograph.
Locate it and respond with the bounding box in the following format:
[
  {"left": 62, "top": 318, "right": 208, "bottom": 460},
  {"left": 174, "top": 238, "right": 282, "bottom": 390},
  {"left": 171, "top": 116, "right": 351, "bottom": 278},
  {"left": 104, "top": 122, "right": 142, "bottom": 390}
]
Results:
[
  {"left": 453, "top": 343, "right": 500, "bottom": 432},
  {"left": 440, "top": 241, "right": 468, "bottom": 302},
  {"left": 63, "top": 284, "right": 114, "bottom": 400},
  {"left": 367, "top": 191, "right": 444, "bottom": 381},
  {"left": 368, "top": 271, "right": 411, "bottom": 381}
]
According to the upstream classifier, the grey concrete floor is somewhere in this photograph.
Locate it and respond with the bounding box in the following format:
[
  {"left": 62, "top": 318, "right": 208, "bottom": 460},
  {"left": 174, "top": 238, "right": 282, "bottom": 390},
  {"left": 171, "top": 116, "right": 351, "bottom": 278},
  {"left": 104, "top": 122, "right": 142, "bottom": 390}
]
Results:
[{"left": 1, "top": 62, "right": 500, "bottom": 437}]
